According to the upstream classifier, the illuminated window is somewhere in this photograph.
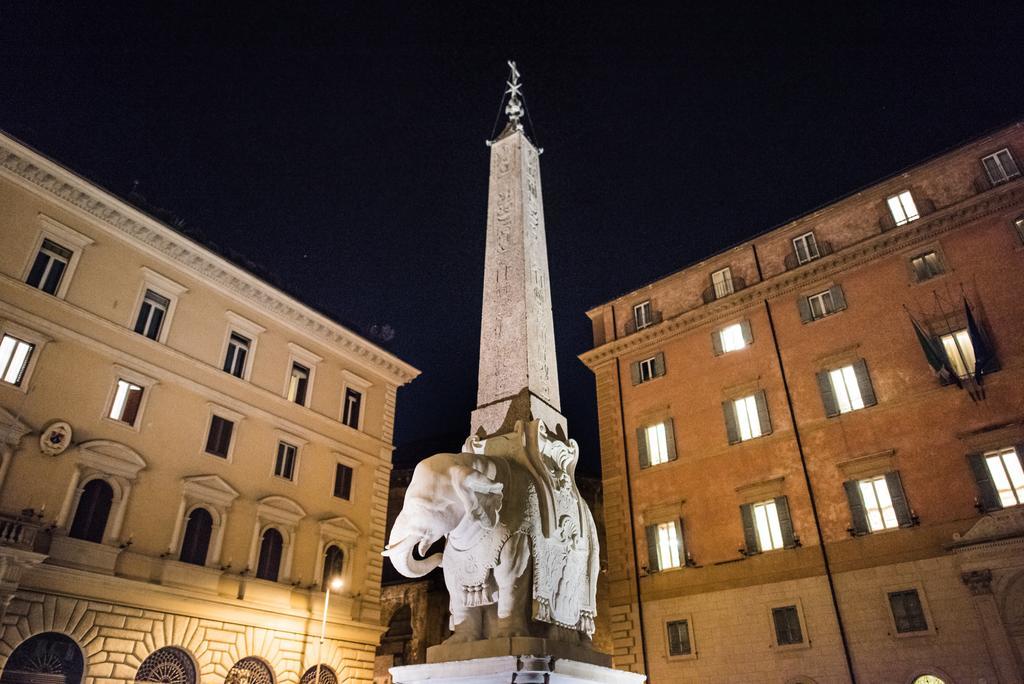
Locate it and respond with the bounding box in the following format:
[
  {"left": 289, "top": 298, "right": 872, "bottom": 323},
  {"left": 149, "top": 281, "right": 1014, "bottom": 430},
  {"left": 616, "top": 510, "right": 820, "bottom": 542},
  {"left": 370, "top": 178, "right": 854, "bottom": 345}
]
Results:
[
  {"left": 711, "top": 267, "right": 734, "bottom": 299},
  {"left": 888, "top": 589, "right": 928, "bottom": 633},
  {"left": 771, "top": 606, "right": 803, "bottom": 646},
  {"left": 718, "top": 323, "right": 747, "bottom": 352},
  {"left": 752, "top": 500, "right": 785, "bottom": 551},
  {"left": 223, "top": 332, "right": 251, "bottom": 378},
  {"left": 858, "top": 476, "right": 900, "bottom": 532},
  {"left": 792, "top": 232, "right": 820, "bottom": 264},
  {"left": 666, "top": 620, "right": 692, "bottom": 656},
  {"left": 341, "top": 387, "right": 363, "bottom": 429},
  {"left": 734, "top": 395, "right": 761, "bottom": 441},
  {"left": 26, "top": 238, "right": 72, "bottom": 295},
  {"left": 655, "top": 521, "right": 682, "bottom": 570},
  {"left": 828, "top": 365, "right": 865, "bottom": 414},
  {"left": 134, "top": 289, "right": 170, "bottom": 341},
  {"left": 109, "top": 379, "right": 143, "bottom": 426},
  {"left": 910, "top": 251, "right": 944, "bottom": 281},
  {"left": 634, "top": 300, "right": 653, "bottom": 330},
  {"left": 742, "top": 496, "right": 794, "bottom": 554},
  {"left": 645, "top": 423, "right": 670, "bottom": 466},
  {"left": 274, "top": 442, "right": 298, "bottom": 481},
  {"left": 0, "top": 334, "right": 34, "bottom": 387},
  {"left": 887, "top": 190, "right": 920, "bottom": 226},
  {"left": 287, "top": 363, "right": 310, "bottom": 405},
  {"left": 984, "top": 447, "right": 1024, "bottom": 507},
  {"left": 940, "top": 329, "right": 975, "bottom": 379},
  {"left": 982, "top": 148, "right": 1020, "bottom": 185}
]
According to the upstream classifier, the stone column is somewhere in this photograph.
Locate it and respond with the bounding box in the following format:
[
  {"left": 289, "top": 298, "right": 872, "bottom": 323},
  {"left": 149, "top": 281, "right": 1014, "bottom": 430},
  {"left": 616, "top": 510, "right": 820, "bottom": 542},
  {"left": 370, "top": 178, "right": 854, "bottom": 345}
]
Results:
[{"left": 962, "top": 570, "right": 1022, "bottom": 683}]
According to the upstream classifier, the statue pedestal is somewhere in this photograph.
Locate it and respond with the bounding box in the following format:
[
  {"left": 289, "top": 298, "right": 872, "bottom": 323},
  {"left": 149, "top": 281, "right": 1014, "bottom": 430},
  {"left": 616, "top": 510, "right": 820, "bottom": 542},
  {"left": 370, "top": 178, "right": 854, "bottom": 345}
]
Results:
[{"left": 390, "top": 654, "right": 645, "bottom": 684}]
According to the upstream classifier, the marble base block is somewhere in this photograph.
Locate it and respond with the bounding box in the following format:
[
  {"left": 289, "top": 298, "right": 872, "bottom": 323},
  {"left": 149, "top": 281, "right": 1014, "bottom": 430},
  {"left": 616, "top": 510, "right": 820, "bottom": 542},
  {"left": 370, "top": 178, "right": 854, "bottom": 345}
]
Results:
[{"left": 390, "top": 654, "right": 646, "bottom": 684}]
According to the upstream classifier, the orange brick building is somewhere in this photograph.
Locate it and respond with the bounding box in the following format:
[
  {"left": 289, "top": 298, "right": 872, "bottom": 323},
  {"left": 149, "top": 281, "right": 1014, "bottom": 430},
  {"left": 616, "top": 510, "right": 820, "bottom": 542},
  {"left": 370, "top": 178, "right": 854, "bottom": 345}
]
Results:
[{"left": 581, "top": 123, "right": 1024, "bottom": 683}]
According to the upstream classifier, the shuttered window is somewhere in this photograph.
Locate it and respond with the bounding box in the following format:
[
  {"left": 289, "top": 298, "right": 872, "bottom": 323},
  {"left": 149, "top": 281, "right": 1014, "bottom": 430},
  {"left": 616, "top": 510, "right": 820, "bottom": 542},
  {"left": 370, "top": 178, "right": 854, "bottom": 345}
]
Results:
[
  {"left": 712, "top": 320, "right": 752, "bottom": 355},
  {"left": 887, "top": 190, "right": 920, "bottom": 226},
  {"left": 982, "top": 148, "right": 1020, "bottom": 185},
  {"left": 634, "top": 301, "right": 653, "bottom": 330},
  {"left": 971, "top": 447, "right": 1024, "bottom": 510},
  {"left": 723, "top": 391, "right": 771, "bottom": 444},
  {"left": 910, "top": 251, "right": 944, "bottom": 282},
  {"left": 630, "top": 352, "right": 666, "bottom": 385},
  {"left": 798, "top": 285, "right": 847, "bottom": 323},
  {"left": 817, "top": 359, "right": 877, "bottom": 417},
  {"left": 771, "top": 606, "right": 804, "bottom": 646},
  {"left": 844, "top": 472, "right": 913, "bottom": 535},
  {"left": 711, "top": 267, "right": 734, "bottom": 298},
  {"left": 888, "top": 589, "right": 928, "bottom": 633},
  {"left": 793, "top": 232, "right": 820, "bottom": 264},
  {"left": 637, "top": 418, "right": 677, "bottom": 468},
  {"left": 666, "top": 620, "right": 692, "bottom": 656},
  {"left": 645, "top": 519, "right": 684, "bottom": 572},
  {"left": 741, "top": 497, "right": 795, "bottom": 553}
]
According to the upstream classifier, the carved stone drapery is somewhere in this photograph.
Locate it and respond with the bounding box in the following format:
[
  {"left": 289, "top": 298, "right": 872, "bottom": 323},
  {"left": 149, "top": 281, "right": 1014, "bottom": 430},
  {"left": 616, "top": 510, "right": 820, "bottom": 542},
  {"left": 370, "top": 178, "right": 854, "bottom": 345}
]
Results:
[{"left": 962, "top": 569, "right": 994, "bottom": 595}]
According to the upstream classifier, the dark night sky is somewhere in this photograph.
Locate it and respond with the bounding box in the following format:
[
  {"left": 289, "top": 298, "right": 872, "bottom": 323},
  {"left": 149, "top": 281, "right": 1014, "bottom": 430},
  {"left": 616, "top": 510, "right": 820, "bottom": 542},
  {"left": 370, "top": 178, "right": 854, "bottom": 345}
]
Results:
[{"left": 2, "top": 3, "right": 1023, "bottom": 473}]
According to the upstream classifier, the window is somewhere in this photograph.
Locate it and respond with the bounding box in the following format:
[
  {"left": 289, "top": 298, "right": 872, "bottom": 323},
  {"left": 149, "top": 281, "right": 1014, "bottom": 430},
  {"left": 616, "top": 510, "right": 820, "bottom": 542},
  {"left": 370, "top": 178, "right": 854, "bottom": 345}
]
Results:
[
  {"left": 711, "top": 267, "right": 734, "bottom": 299},
  {"left": 274, "top": 442, "right": 298, "bottom": 481},
  {"left": 631, "top": 352, "right": 665, "bottom": 385},
  {"left": 887, "top": 190, "right": 920, "bottom": 226},
  {"left": 26, "top": 238, "right": 72, "bottom": 295},
  {"left": 792, "top": 232, "right": 820, "bottom": 264},
  {"left": 771, "top": 606, "right": 803, "bottom": 646},
  {"left": 634, "top": 301, "right": 653, "bottom": 330},
  {"left": 982, "top": 148, "right": 1020, "bottom": 185},
  {"left": 134, "top": 289, "right": 170, "bottom": 341},
  {"left": 741, "top": 497, "right": 794, "bottom": 553},
  {"left": 798, "top": 284, "right": 847, "bottom": 322},
  {"left": 645, "top": 519, "right": 684, "bottom": 572},
  {"left": 68, "top": 479, "right": 113, "bottom": 543},
  {"left": 205, "top": 416, "right": 234, "bottom": 458},
  {"left": 256, "top": 528, "right": 284, "bottom": 581},
  {"left": 333, "top": 463, "right": 353, "bottom": 500},
  {"left": 910, "top": 251, "right": 944, "bottom": 282},
  {"left": 939, "top": 329, "right": 975, "bottom": 379},
  {"left": 888, "top": 589, "right": 929, "bottom": 633},
  {"left": 341, "top": 387, "right": 363, "bottom": 429},
  {"left": 723, "top": 391, "right": 771, "bottom": 444},
  {"left": 637, "top": 419, "right": 676, "bottom": 468},
  {"left": 845, "top": 472, "right": 913, "bottom": 534},
  {"left": 0, "top": 334, "right": 34, "bottom": 387},
  {"left": 817, "top": 360, "right": 877, "bottom": 417},
  {"left": 223, "top": 332, "right": 251, "bottom": 378},
  {"left": 1015, "top": 216, "right": 1024, "bottom": 244},
  {"left": 321, "top": 545, "right": 345, "bottom": 590},
  {"left": 666, "top": 620, "right": 692, "bottom": 657},
  {"left": 109, "top": 379, "right": 144, "bottom": 426},
  {"left": 287, "top": 363, "right": 310, "bottom": 405},
  {"left": 713, "top": 321, "right": 751, "bottom": 355},
  {"left": 972, "top": 447, "right": 1024, "bottom": 509},
  {"left": 179, "top": 507, "right": 213, "bottom": 566}
]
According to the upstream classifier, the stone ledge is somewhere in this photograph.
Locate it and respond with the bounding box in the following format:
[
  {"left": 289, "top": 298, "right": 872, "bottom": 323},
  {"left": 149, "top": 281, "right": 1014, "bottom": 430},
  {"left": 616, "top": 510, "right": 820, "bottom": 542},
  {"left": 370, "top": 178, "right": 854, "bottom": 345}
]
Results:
[{"left": 426, "top": 637, "right": 611, "bottom": 667}]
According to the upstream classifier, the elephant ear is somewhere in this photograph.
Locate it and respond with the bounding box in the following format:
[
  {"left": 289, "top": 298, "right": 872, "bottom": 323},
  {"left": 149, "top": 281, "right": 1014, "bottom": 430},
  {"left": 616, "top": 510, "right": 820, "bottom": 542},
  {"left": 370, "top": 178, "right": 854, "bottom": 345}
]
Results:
[{"left": 452, "top": 459, "right": 504, "bottom": 530}]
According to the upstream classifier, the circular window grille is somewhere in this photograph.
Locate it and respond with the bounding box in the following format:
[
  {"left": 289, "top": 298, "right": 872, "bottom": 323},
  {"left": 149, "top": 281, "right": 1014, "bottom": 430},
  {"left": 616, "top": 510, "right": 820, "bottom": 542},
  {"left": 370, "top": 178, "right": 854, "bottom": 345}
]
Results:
[
  {"left": 136, "top": 648, "right": 196, "bottom": 684},
  {"left": 299, "top": 666, "right": 337, "bottom": 684},
  {"left": 226, "top": 658, "right": 274, "bottom": 684},
  {"left": 1, "top": 633, "right": 84, "bottom": 684},
  {"left": 912, "top": 678, "right": 945, "bottom": 684}
]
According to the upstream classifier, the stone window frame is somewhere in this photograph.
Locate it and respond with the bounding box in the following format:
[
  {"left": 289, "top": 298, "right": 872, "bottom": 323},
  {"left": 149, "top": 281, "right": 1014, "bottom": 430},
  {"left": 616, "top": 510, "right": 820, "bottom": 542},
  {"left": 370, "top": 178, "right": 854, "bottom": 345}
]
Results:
[
  {"left": 662, "top": 613, "right": 697, "bottom": 661},
  {"left": 128, "top": 267, "right": 188, "bottom": 345},
  {"left": 219, "top": 311, "right": 265, "bottom": 382},
  {"left": 101, "top": 365, "right": 158, "bottom": 432},
  {"left": 284, "top": 342, "right": 323, "bottom": 408},
  {"left": 56, "top": 439, "right": 147, "bottom": 545},
  {"left": 314, "top": 516, "right": 361, "bottom": 593},
  {"left": 20, "top": 214, "right": 94, "bottom": 300},
  {"left": 0, "top": 406, "right": 30, "bottom": 494},
  {"left": 340, "top": 370, "right": 371, "bottom": 432},
  {"left": 767, "top": 598, "right": 811, "bottom": 652},
  {"left": 331, "top": 452, "right": 359, "bottom": 504},
  {"left": 201, "top": 403, "right": 245, "bottom": 463},
  {"left": 247, "top": 495, "right": 306, "bottom": 582},
  {"left": 167, "top": 474, "right": 239, "bottom": 567},
  {"left": 270, "top": 429, "right": 307, "bottom": 485},
  {"left": 882, "top": 581, "right": 937, "bottom": 639},
  {"left": 0, "top": 319, "right": 51, "bottom": 393}
]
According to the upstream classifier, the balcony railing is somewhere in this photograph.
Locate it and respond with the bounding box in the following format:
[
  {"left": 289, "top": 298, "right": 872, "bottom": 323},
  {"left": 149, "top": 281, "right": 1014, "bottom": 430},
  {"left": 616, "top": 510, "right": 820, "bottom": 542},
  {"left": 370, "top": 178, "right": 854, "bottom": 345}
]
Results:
[
  {"left": 624, "top": 310, "right": 663, "bottom": 335},
  {"left": 702, "top": 276, "right": 748, "bottom": 305},
  {"left": 0, "top": 512, "right": 42, "bottom": 550},
  {"left": 783, "top": 240, "right": 834, "bottom": 271}
]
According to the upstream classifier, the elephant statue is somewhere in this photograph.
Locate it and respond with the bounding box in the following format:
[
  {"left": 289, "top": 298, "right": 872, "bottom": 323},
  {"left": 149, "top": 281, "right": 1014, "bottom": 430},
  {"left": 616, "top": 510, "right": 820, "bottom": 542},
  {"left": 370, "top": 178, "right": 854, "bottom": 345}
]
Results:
[{"left": 382, "top": 420, "right": 598, "bottom": 645}]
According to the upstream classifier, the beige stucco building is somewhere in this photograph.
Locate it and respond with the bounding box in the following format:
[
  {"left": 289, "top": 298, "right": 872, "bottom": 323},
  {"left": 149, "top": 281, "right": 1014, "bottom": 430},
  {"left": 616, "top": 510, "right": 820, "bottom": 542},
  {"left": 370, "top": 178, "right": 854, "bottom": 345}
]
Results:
[{"left": 0, "top": 132, "right": 419, "bottom": 684}]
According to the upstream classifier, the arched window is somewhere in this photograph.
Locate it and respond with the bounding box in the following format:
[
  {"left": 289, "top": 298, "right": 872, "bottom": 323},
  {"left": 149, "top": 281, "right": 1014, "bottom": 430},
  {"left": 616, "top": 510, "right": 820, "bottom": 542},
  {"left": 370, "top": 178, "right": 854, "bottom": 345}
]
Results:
[
  {"left": 226, "top": 658, "right": 274, "bottom": 684},
  {"left": 256, "top": 528, "right": 283, "bottom": 581},
  {"left": 321, "top": 545, "right": 344, "bottom": 590},
  {"left": 1, "top": 632, "right": 84, "bottom": 684},
  {"left": 299, "top": 666, "right": 336, "bottom": 684},
  {"left": 912, "top": 677, "right": 946, "bottom": 684},
  {"left": 136, "top": 647, "right": 196, "bottom": 684},
  {"left": 378, "top": 605, "right": 413, "bottom": 667},
  {"left": 179, "top": 508, "right": 214, "bottom": 566},
  {"left": 69, "top": 479, "right": 113, "bottom": 542}
]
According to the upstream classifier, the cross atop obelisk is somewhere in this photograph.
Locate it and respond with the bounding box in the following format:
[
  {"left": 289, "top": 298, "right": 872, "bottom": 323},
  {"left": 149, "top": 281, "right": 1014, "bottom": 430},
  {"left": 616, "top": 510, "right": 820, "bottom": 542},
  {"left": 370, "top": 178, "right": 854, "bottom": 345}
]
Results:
[{"left": 470, "top": 63, "right": 566, "bottom": 440}]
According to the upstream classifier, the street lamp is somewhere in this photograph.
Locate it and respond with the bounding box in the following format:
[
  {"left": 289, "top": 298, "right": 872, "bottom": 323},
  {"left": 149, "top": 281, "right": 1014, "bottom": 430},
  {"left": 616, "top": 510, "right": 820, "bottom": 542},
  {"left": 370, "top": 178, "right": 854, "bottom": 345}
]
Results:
[{"left": 314, "top": 576, "right": 343, "bottom": 684}]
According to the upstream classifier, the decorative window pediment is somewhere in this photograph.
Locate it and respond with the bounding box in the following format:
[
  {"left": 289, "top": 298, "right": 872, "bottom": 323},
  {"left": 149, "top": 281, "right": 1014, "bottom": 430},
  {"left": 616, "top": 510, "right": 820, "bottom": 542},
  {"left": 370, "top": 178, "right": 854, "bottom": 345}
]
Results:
[
  {"left": 76, "top": 439, "right": 147, "bottom": 480},
  {"left": 257, "top": 495, "right": 306, "bottom": 526},
  {"left": 319, "top": 515, "right": 361, "bottom": 543},
  {"left": 182, "top": 474, "right": 239, "bottom": 508}
]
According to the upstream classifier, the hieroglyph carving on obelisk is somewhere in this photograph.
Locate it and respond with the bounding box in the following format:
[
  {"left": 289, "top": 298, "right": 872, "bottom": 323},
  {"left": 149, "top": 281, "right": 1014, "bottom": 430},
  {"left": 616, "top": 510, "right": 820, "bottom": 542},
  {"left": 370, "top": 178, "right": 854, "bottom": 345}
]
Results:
[{"left": 470, "top": 63, "right": 564, "bottom": 440}]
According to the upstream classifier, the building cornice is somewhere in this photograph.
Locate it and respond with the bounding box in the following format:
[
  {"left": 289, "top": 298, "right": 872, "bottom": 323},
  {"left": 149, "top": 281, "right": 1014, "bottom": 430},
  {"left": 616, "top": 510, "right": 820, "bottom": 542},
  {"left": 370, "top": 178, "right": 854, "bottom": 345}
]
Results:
[
  {"left": 0, "top": 133, "right": 420, "bottom": 386},
  {"left": 580, "top": 183, "right": 1024, "bottom": 368}
]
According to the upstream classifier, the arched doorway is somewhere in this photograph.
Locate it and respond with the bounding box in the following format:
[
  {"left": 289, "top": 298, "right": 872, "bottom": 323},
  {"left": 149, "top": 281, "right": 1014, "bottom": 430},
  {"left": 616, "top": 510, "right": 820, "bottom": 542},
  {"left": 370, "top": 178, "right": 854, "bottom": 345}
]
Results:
[
  {"left": 135, "top": 647, "right": 196, "bottom": 684},
  {"left": 377, "top": 605, "right": 413, "bottom": 667},
  {"left": 0, "top": 633, "right": 84, "bottom": 684}
]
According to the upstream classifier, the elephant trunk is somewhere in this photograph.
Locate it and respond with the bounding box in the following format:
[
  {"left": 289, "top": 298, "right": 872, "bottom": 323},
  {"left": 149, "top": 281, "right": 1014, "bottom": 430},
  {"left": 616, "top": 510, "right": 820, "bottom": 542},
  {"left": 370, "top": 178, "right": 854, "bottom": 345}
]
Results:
[{"left": 383, "top": 535, "right": 443, "bottom": 578}]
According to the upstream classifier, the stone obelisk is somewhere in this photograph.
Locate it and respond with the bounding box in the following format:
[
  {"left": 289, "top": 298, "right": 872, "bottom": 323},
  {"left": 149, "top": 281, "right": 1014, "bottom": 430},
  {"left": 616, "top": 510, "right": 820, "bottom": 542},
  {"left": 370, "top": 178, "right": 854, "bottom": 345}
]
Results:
[{"left": 470, "top": 62, "right": 566, "bottom": 441}]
